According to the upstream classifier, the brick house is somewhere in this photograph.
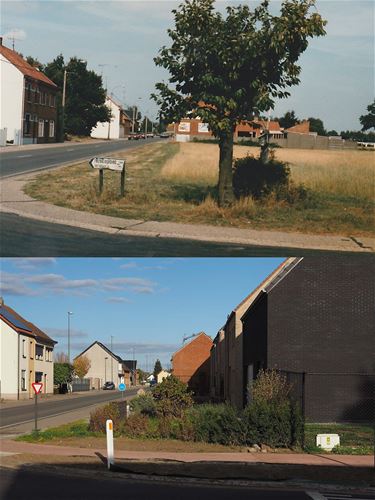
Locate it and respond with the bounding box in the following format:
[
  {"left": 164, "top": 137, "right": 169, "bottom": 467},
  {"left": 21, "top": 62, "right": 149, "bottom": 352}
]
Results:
[
  {"left": 0, "top": 299, "right": 57, "bottom": 400},
  {"left": 240, "top": 257, "right": 374, "bottom": 422},
  {"left": 0, "top": 38, "right": 58, "bottom": 145},
  {"left": 171, "top": 332, "right": 213, "bottom": 396}
]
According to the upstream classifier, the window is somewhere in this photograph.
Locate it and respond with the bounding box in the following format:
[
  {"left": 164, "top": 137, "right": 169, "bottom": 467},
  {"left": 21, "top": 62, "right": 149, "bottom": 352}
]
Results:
[
  {"left": 46, "top": 348, "right": 53, "bottom": 362},
  {"left": 38, "top": 119, "right": 44, "bottom": 138},
  {"left": 49, "top": 120, "right": 55, "bottom": 138},
  {"left": 35, "top": 344, "right": 44, "bottom": 360},
  {"left": 35, "top": 371, "right": 43, "bottom": 383},
  {"left": 25, "top": 83, "right": 32, "bottom": 102},
  {"left": 21, "top": 370, "right": 26, "bottom": 391},
  {"left": 24, "top": 114, "right": 31, "bottom": 135},
  {"left": 30, "top": 341, "right": 33, "bottom": 359},
  {"left": 22, "top": 339, "right": 26, "bottom": 358},
  {"left": 51, "top": 95, "right": 56, "bottom": 107}
]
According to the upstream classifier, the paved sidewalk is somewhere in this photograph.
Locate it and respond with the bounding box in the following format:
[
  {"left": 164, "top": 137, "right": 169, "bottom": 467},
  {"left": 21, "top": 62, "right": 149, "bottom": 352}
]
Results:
[
  {"left": 0, "top": 439, "right": 372, "bottom": 467},
  {"left": 0, "top": 139, "right": 108, "bottom": 153},
  {"left": 1, "top": 174, "right": 374, "bottom": 253}
]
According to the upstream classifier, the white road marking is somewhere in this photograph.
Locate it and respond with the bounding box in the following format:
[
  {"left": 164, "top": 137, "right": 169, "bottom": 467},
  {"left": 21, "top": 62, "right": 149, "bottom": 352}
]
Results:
[
  {"left": 16, "top": 154, "right": 32, "bottom": 158},
  {"left": 306, "top": 492, "right": 327, "bottom": 500},
  {"left": 66, "top": 148, "right": 75, "bottom": 152}
]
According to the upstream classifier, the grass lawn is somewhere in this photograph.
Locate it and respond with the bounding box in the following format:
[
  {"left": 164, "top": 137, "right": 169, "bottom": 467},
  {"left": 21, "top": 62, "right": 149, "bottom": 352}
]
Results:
[
  {"left": 16, "top": 420, "right": 374, "bottom": 455},
  {"left": 304, "top": 423, "right": 374, "bottom": 454},
  {"left": 24, "top": 141, "right": 375, "bottom": 236}
]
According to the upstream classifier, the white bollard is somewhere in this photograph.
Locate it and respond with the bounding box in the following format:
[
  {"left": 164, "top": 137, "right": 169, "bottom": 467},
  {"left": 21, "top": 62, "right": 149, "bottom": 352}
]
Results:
[{"left": 106, "top": 419, "right": 114, "bottom": 469}]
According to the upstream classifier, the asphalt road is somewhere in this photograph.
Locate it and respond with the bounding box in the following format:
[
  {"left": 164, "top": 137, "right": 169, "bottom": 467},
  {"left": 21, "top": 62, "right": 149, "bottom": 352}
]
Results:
[
  {"left": 0, "top": 468, "right": 317, "bottom": 500},
  {"left": 0, "top": 389, "right": 137, "bottom": 428},
  {"left": 0, "top": 138, "right": 160, "bottom": 178}
]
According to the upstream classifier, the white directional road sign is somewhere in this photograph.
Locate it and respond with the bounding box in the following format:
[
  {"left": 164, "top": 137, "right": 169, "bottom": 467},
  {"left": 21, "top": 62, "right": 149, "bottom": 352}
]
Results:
[
  {"left": 89, "top": 157, "right": 125, "bottom": 171},
  {"left": 32, "top": 382, "right": 43, "bottom": 394}
]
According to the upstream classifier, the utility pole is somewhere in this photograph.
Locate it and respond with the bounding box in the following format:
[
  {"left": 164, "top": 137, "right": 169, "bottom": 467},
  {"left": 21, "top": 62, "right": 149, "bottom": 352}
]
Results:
[
  {"left": 110, "top": 336, "right": 114, "bottom": 382},
  {"left": 60, "top": 68, "right": 67, "bottom": 143},
  {"left": 67, "top": 311, "right": 73, "bottom": 363}
]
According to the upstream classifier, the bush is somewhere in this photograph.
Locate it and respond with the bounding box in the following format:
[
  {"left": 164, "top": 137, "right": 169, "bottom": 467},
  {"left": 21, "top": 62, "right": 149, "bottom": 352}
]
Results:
[
  {"left": 130, "top": 393, "right": 157, "bottom": 417},
  {"left": 122, "top": 413, "right": 150, "bottom": 438},
  {"left": 191, "top": 404, "right": 246, "bottom": 446},
  {"left": 251, "top": 369, "right": 291, "bottom": 404},
  {"left": 152, "top": 375, "right": 194, "bottom": 418},
  {"left": 89, "top": 402, "right": 122, "bottom": 433},
  {"left": 233, "top": 154, "right": 290, "bottom": 199}
]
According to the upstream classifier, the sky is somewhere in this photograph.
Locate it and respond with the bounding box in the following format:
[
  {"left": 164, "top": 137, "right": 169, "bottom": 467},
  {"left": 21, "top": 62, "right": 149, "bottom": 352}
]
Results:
[
  {"left": 0, "top": 257, "right": 284, "bottom": 370},
  {"left": 1, "top": 0, "right": 373, "bottom": 132}
]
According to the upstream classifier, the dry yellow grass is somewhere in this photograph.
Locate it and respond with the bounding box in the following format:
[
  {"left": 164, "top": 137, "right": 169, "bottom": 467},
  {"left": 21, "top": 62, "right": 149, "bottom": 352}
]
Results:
[{"left": 162, "top": 143, "right": 374, "bottom": 200}]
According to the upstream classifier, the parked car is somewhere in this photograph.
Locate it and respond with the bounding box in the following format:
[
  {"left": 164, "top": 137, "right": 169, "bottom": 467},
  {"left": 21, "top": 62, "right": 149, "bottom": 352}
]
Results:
[
  {"left": 146, "top": 133, "right": 154, "bottom": 138},
  {"left": 128, "top": 133, "right": 140, "bottom": 140},
  {"left": 159, "top": 132, "right": 169, "bottom": 139},
  {"left": 103, "top": 381, "right": 115, "bottom": 390}
]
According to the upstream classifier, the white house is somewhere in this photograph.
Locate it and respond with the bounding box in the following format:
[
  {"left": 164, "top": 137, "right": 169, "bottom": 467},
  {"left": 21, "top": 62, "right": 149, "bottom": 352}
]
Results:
[
  {"left": 156, "top": 370, "right": 170, "bottom": 384},
  {"left": 74, "top": 341, "right": 136, "bottom": 388},
  {"left": 0, "top": 38, "right": 58, "bottom": 146},
  {"left": 0, "top": 299, "right": 57, "bottom": 400},
  {"left": 91, "top": 95, "right": 131, "bottom": 140}
]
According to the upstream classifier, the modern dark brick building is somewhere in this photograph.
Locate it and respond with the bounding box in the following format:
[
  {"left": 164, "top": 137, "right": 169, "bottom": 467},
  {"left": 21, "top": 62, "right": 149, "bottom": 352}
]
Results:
[{"left": 241, "top": 257, "right": 374, "bottom": 422}]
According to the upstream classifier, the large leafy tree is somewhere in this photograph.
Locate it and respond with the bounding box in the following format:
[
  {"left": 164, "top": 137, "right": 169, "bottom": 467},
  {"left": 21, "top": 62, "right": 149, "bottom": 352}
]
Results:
[
  {"left": 152, "top": 0, "right": 326, "bottom": 206},
  {"left": 44, "top": 55, "right": 110, "bottom": 137},
  {"left": 54, "top": 362, "right": 74, "bottom": 386},
  {"left": 73, "top": 355, "right": 91, "bottom": 379},
  {"left": 359, "top": 100, "right": 375, "bottom": 131},
  {"left": 153, "top": 359, "right": 163, "bottom": 379},
  {"left": 278, "top": 110, "right": 299, "bottom": 129},
  {"left": 308, "top": 116, "right": 326, "bottom": 136}
]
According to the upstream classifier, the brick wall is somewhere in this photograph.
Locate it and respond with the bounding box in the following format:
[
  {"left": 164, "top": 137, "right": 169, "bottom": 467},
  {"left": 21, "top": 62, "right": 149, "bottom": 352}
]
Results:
[{"left": 172, "top": 333, "right": 213, "bottom": 396}]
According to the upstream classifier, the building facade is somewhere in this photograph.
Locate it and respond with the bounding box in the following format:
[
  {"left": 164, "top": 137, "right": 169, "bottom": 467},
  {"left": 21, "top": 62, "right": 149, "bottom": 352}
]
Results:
[
  {"left": 0, "top": 39, "right": 58, "bottom": 145},
  {"left": 0, "top": 300, "right": 56, "bottom": 400},
  {"left": 171, "top": 332, "right": 213, "bottom": 396},
  {"left": 240, "top": 257, "right": 374, "bottom": 422},
  {"left": 74, "top": 341, "right": 137, "bottom": 389},
  {"left": 91, "top": 95, "right": 131, "bottom": 139}
]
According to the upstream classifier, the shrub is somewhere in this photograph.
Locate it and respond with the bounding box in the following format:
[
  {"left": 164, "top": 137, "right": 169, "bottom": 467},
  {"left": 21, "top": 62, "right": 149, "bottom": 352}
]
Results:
[
  {"left": 89, "top": 402, "right": 122, "bottom": 433},
  {"left": 233, "top": 154, "right": 290, "bottom": 199},
  {"left": 122, "top": 413, "right": 150, "bottom": 438},
  {"left": 191, "top": 404, "right": 246, "bottom": 446},
  {"left": 130, "top": 393, "right": 157, "bottom": 417},
  {"left": 251, "top": 369, "right": 291, "bottom": 404},
  {"left": 152, "top": 375, "right": 194, "bottom": 418}
]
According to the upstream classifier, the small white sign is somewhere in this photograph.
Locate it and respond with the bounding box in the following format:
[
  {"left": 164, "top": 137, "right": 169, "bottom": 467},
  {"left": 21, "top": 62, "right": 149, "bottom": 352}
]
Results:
[
  {"left": 106, "top": 419, "right": 114, "bottom": 469},
  {"left": 316, "top": 433, "right": 340, "bottom": 451},
  {"left": 198, "top": 122, "right": 209, "bottom": 133},
  {"left": 178, "top": 122, "right": 190, "bottom": 133},
  {"left": 89, "top": 157, "right": 125, "bottom": 171}
]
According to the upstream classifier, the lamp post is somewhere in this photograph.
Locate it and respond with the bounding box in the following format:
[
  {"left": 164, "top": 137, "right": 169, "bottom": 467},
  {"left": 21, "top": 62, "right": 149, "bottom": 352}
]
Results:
[
  {"left": 67, "top": 311, "right": 73, "bottom": 363},
  {"left": 132, "top": 97, "right": 142, "bottom": 133},
  {"left": 110, "top": 336, "right": 114, "bottom": 383}
]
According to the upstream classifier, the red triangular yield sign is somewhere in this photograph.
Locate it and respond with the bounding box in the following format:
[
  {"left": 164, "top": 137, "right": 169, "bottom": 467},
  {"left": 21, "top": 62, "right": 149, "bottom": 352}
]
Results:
[{"left": 32, "top": 382, "right": 43, "bottom": 394}]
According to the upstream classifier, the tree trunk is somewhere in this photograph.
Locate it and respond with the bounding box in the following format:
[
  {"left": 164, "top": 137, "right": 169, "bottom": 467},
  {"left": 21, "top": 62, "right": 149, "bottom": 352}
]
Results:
[{"left": 218, "top": 130, "right": 235, "bottom": 207}]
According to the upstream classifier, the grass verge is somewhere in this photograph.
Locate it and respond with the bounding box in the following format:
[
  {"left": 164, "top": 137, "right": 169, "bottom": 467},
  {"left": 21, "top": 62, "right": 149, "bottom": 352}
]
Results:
[
  {"left": 304, "top": 423, "right": 374, "bottom": 455},
  {"left": 24, "top": 141, "right": 375, "bottom": 236}
]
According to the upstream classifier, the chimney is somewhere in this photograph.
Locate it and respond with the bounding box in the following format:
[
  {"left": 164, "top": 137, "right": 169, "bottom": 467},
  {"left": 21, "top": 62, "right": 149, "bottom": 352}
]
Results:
[{"left": 0, "top": 296, "right": 4, "bottom": 306}]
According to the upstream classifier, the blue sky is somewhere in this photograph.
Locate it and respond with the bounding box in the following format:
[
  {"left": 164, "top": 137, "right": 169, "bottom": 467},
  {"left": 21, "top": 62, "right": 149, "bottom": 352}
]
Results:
[
  {"left": 1, "top": 1, "right": 373, "bottom": 131},
  {"left": 0, "top": 257, "right": 283, "bottom": 370}
]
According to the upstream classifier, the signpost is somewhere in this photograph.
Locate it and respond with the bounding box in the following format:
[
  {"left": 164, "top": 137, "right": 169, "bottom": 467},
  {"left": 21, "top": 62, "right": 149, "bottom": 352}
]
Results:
[
  {"left": 118, "top": 382, "right": 126, "bottom": 401},
  {"left": 89, "top": 157, "right": 126, "bottom": 196},
  {"left": 32, "top": 382, "right": 43, "bottom": 432}
]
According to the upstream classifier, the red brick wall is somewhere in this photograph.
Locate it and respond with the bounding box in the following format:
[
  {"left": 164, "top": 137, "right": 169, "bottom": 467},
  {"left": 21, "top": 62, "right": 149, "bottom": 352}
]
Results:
[{"left": 172, "top": 333, "right": 213, "bottom": 396}]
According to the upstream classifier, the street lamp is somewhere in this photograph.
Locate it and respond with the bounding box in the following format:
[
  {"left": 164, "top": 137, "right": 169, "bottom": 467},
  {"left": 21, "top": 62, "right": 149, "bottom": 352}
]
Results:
[
  {"left": 67, "top": 311, "right": 73, "bottom": 363},
  {"left": 132, "top": 97, "right": 142, "bottom": 133}
]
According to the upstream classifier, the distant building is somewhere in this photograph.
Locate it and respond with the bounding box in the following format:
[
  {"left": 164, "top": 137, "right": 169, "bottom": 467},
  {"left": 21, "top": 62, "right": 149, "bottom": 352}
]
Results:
[
  {"left": 91, "top": 95, "right": 132, "bottom": 139},
  {"left": 74, "top": 341, "right": 137, "bottom": 389},
  {"left": 0, "top": 299, "right": 57, "bottom": 399},
  {"left": 171, "top": 332, "right": 213, "bottom": 396},
  {"left": 0, "top": 38, "right": 58, "bottom": 146},
  {"left": 156, "top": 370, "right": 170, "bottom": 384}
]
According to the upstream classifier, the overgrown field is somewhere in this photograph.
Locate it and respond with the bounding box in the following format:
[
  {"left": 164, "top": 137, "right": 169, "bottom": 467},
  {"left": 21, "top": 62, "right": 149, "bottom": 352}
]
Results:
[{"left": 24, "top": 141, "right": 375, "bottom": 236}]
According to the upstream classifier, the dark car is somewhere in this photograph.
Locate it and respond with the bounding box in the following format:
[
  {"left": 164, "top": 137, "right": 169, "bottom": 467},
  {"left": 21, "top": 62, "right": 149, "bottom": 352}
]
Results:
[{"left": 103, "top": 381, "right": 115, "bottom": 390}]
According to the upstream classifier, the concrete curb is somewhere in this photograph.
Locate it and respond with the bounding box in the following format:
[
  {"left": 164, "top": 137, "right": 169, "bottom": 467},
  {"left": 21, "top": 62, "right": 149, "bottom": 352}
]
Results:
[{"left": 1, "top": 175, "right": 374, "bottom": 253}]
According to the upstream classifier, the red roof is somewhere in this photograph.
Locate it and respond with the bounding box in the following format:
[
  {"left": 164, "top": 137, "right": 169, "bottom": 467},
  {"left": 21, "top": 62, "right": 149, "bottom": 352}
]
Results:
[{"left": 0, "top": 44, "right": 57, "bottom": 87}]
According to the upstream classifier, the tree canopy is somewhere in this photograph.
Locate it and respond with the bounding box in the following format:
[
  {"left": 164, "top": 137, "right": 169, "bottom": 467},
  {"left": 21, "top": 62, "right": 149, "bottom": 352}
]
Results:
[
  {"left": 43, "top": 55, "right": 111, "bottom": 137},
  {"left": 152, "top": 0, "right": 326, "bottom": 205},
  {"left": 73, "top": 355, "right": 91, "bottom": 379},
  {"left": 54, "top": 362, "right": 74, "bottom": 386},
  {"left": 308, "top": 117, "right": 326, "bottom": 136},
  {"left": 153, "top": 359, "right": 163, "bottom": 379},
  {"left": 359, "top": 100, "right": 375, "bottom": 131},
  {"left": 278, "top": 110, "right": 299, "bottom": 129}
]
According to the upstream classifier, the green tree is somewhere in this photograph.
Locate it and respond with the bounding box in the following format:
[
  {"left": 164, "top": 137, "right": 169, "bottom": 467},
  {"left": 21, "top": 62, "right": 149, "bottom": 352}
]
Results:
[
  {"left": 152, "top": 375, "right": 193, "bottom": 417},
  {"left": 44, "top": 55, "right": 111, "bottom": 137},
  {"left": 278, "top": 110, "right": 299, "bottom": 129},
  {"left": 54, "top": 362, "right": 74, "bottom": 386},
  {"left": 359, "top": 100, "right": 375, "bottom": 131},
  {"left": 153, "top": 359, "right": 162, "bottom": 379},
  {"left": 326, "top": 130, "right": 338, "bottom": 136},
  {"left": 308, "top": 117, "right": 326, "bottom": 136},
  {"left": 26, "top": 56, "right": 44, "bottom": 71},
  {"left": 152, "top": 0, "right": 326, "bottom": 206}
]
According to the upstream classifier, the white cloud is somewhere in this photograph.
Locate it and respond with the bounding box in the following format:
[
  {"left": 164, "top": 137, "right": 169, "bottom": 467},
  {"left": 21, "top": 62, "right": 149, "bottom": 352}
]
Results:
[
  {"left": 6, "top": 258, "right": 56, "bottom": 270},
  {"left": 105, "top": 297, "right": 132, "bottom": 303},
  {"left": 2, "top": 28, "right": 27, "bottom": 42},
  {"left": 44, "top": 327, "right": 89, "bottom": 339}
]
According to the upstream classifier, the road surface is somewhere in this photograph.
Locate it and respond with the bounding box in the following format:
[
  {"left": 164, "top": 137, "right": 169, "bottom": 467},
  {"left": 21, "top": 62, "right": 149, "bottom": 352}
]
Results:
[
  {"left": 0, "top": 389, "right": 137, "bottom": 429},
  {"left": 0, "top": 213, "right": 343, "bottom": 257},
  {"left": 0, "top": 138, "right": 159, "bottom": 178}
]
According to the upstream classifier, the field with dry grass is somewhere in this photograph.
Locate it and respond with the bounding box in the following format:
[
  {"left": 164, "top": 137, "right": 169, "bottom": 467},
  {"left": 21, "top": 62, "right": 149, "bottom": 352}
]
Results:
[{"left": 24, "top": 141, "right": 375, "bottom": 236}]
